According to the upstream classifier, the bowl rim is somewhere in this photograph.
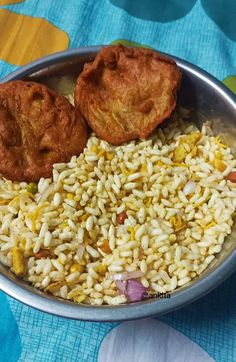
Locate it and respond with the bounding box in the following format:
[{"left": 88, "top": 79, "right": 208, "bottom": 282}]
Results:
[{"left": 0, "top": 46, "right": 236, "bottom": 322}]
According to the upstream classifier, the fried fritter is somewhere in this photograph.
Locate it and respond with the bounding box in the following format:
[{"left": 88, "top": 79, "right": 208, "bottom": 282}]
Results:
[
  {"left": 0, "top": 81, "right": 88, "bottom": 182},
  {"left": 75, "top": 45, "right": 181, "bottom": 145}
]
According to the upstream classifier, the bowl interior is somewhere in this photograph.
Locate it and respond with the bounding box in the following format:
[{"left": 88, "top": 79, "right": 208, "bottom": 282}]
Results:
[{"left": 0, "top": 48, "right": 236, "bottom": 321}]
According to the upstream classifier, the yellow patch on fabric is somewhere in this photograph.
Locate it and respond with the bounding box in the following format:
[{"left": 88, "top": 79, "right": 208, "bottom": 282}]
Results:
[
  {"left": 0, "top": 0, "right": 24, "bottom": 4},
  {"left": 111, "top": 39, "right": 151, "bottom": 49},
  {"left": 223, "top": 75, "right": 236, "bottom": 95},
  {"left": 0, "top": 9, "right": 69, "bottom": 66}
]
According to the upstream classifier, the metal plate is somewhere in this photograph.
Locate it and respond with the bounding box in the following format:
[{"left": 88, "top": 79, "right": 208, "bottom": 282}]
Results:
[{"left": 0, "top": 47, "right": 236, "bottom": 321}]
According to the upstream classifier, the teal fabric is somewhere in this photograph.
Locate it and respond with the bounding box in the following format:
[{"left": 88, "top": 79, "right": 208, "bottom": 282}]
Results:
[
  {"left": 0, "top": 293, "right": 21, "bottom": 362},
  {"left": 1, "top": 0, "right": 236, "bottom": 80},
  {"left": 0, "top": 1, "right": 236, "bottom": 361}
]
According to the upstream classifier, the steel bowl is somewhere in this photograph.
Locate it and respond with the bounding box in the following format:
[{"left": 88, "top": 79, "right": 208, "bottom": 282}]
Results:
[{"left": 0, "top": 46, "right": 236, "bottom": 321}]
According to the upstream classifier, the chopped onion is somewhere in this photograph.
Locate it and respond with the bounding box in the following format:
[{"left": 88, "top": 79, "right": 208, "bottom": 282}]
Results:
[
  {"left": 183, "top": 180, "right": 196, "bottom": 195},
  {"left": 116, "top": 279, "right": 148, "bottom": 302},
  {"left": 116, "top": 280, "right": 127, "bottom": 295},
  {"left": 37, "top": 183, "right": 55, "bottom": 203},
  {"left": 109, "top": 270, "right": 144, "bottom": 281},
  {"left": 126, "top": 279, "right": 148, "bottom": 302}
]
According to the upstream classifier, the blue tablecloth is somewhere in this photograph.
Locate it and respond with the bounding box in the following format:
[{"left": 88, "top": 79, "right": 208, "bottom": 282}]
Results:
[{"left": 0, "top": 1, "right": 236, "bottom": 361}]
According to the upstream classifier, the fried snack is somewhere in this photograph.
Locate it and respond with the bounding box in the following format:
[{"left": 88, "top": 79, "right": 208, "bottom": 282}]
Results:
[
  {"left": 75, "top": 45, "right": 181, "bottom": 145},
  {"left": 0, "top": 81, "right": 88, "bottom": 182}
]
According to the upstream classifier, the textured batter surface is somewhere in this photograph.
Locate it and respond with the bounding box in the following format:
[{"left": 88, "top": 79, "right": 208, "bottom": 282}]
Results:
[
  {"left": 0, "top": 81, "right": 88, "bottom": 182},
  {"left": 75, "top": 45, "right": 181, "bottom": 145}
]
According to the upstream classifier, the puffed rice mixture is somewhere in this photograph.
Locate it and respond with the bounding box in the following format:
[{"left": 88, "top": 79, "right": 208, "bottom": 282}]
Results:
[{"left": 0, "top": 109, "right": 236, "bottom": 305}]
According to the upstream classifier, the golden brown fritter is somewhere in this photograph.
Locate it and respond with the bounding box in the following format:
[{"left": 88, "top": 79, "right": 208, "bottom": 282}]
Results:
[
  {"left": 0, "top": 81, "right": 88, "bottom": 182},
  {"left": 75, "top": 45, "right": 181, "bottom": 145}
]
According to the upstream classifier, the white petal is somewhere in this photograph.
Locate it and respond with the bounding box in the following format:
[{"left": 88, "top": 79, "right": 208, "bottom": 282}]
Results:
[{"left": 98, "top": 319, "right": 214, "bottom": 362}]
